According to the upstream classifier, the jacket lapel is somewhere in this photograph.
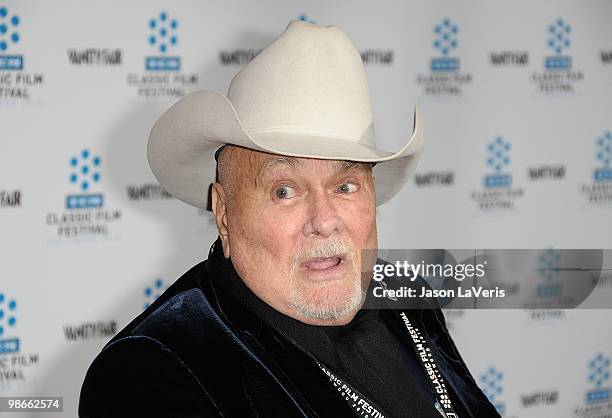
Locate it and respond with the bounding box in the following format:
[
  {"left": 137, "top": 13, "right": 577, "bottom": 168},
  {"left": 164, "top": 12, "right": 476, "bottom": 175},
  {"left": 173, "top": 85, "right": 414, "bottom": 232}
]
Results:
[{"left": 197, "top": 269, "right": 360, "bottom": 417}]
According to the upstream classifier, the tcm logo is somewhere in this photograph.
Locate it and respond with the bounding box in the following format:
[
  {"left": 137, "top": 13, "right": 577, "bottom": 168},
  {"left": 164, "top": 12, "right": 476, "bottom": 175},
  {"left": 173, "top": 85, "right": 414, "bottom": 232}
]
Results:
[
  {"left": 545, "top": 18, "right": 572, "bottom": 70},
  {"left": 594, "top": 130, "right": 612, "bottom": 183},
  {"left": 0, "top": 292, "right": 19, "bottom": 355},
  {"left": 536, "top": 248, "right": 562, "bottom": 298},
  {"left": 0, "top": 5, "right": 23, "bottom": 70},
  {"left": 143, "top": 278, "right": 168, "bottom": 310},
  {"left": 586, "top": 353, "right": 610, "bottom": 404},
  {"left": 431, "top": 18, "right": 459, "bottom": 72},
  {"left": 479, "top": 366, "right": 505, "bottom": 415},
  {"left": 484, "top": 136, "right": 512, "bottom": 188},
  {"left": 145, "top": 11, "right": 180, "bottom": 71},
  {"left": 65, "top": 148, "right": 103, "bottom": 210}
]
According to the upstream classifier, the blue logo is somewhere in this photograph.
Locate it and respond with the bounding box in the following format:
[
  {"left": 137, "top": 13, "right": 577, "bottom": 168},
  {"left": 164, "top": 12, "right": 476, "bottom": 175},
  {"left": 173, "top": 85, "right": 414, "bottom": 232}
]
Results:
[
  {"left": 431, "top": 18, "right": 459, "bottom": 72},
  {"left": 594, "top": 130, "right": 612, "bottom": 182},
  {"left": 0, "top": 5, "right": 23, "bottom": 70},
  {"left": 143, "top": 278, "right": 168, "bottom": 310},
  {"left": 536, "top": 247, "right": 562, "bottom": 298},
  {"left": 66, "top": 149, "right": 104, "bottom": 209},
  {"left": 297, "top": 14, "right": 316, "bottom": 24},
  {"left": 145, "top": 11, "right": 180, "bottom": 71},
  {"left": 586, "top": 353, "right": 610, "bottom": 404},
  {"left": 0, "top": 292, "right": 19, "bottom": 355},
  {"left": 545, "top": 18, "right": 572, "bottom": 70},
  {"left": 484, "top": 136, "right": 512, "bottom": 188},
  {"left": 479, "top": 366, "right": 506, "bottom": 415}
]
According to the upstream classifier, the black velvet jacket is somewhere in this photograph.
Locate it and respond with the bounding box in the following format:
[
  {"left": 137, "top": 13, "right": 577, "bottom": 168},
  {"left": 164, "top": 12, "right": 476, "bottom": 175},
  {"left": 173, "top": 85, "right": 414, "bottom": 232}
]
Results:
[{"left": 79, "top": 241, "right": 500, "bottom": 417}]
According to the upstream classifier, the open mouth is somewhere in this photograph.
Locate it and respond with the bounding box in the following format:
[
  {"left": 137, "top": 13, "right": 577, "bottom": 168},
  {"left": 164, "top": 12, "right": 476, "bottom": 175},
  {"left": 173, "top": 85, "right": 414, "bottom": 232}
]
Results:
[{"left": 301, "top": 255, "right": 346, "bottom": 273}]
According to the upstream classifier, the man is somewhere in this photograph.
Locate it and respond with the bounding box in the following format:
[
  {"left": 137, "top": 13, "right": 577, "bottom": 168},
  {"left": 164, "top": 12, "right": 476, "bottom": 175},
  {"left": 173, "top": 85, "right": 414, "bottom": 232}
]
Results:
[{"left": 79, "top": 20, "right": 499, "bottom": 417}]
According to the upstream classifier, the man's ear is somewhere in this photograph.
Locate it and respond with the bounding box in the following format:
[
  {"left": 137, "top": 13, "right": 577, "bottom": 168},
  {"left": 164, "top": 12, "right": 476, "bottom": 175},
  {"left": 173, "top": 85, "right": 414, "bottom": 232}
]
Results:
[{"left": 211, "top": 182, "right": 231, "bottom": 258}]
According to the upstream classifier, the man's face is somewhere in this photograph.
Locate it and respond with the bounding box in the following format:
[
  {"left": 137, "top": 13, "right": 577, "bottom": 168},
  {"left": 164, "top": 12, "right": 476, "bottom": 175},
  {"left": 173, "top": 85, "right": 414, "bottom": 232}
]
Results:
[{"left": 212, "top": 145, "right": 378, "bottom": 326}]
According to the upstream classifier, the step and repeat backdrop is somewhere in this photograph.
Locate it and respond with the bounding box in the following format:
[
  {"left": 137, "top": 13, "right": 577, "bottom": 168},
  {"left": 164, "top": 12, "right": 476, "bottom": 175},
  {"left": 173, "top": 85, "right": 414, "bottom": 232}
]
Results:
[{"left": 1, "top": 0, "right": 611, "bottom": 416}]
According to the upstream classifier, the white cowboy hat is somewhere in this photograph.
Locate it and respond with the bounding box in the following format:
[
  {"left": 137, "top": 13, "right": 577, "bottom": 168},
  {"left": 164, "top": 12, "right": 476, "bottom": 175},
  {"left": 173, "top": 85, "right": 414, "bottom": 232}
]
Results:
[{"left": 147, "top": 19, "right": 424, "bottom": 209}]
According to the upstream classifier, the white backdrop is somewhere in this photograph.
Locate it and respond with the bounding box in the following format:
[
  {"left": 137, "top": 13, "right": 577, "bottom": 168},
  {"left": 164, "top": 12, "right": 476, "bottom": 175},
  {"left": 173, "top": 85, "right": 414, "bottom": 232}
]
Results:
[{"left": 1, "top": 0, "right": 611, "bottom": 417}]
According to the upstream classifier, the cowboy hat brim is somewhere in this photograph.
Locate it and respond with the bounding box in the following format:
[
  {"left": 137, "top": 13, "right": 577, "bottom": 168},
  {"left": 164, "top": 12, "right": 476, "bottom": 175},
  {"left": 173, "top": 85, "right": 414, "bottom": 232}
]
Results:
[{"left": 147, "top": 90, "right": 424, "bottom": 208}]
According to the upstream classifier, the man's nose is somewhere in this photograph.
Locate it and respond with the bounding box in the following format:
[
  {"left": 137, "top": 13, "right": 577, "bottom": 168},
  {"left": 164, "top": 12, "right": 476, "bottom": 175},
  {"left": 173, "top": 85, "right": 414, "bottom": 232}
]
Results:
[{"left": 303, "top": 190, "right": 344, "bottom": 238}]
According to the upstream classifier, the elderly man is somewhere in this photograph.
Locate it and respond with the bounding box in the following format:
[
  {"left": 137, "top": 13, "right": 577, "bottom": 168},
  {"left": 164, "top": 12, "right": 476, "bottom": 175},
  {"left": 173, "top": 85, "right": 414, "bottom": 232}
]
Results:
[{"left": 79, "top": 20, "right": 498, "bottom": 417}]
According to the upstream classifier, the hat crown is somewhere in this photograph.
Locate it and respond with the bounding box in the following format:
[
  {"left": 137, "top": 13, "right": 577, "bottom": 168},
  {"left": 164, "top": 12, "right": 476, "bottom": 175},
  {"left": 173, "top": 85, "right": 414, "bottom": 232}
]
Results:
[{"left": 227, "top": 20, "right": 374, "bottom": 144}]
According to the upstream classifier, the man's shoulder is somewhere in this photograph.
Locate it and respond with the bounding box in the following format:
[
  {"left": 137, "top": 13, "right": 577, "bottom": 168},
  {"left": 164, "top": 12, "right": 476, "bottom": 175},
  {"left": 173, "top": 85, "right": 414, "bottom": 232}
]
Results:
[
  {"left": 111, "top": 260, "right": 209, "bottom": 342},
  {"left": 80, "top": 258, "right": 308, "bottom": 417},
  {"left": 95, "top": 258, "right": 246, "bottom": 363},
  {"left": 79, "top": 258, "right": 271, "bottom": 416},
  {"left": 79, "top": 260, "right": 227, "bottom": 416}
]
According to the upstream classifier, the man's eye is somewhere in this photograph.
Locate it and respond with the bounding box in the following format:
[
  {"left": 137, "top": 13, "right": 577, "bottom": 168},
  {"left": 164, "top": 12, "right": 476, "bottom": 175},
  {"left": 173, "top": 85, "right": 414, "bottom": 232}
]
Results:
[
  {"left": 337, "top": 182, "right": 358, "bottom": 193},
  {"left": 275, "top": 185, "right": 295, "bottom": 199}
]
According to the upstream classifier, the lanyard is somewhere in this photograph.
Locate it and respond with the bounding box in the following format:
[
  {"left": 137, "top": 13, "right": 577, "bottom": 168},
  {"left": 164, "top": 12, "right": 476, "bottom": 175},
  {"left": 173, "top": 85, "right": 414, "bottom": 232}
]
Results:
[
  {"left": 317, "top": 311, "right": 460, "bottom": 418},
  {"left": 399, "top": 311, "right": 460, "bottom": 418},
  {"left": 317, "top": 361, "right": 387, "bottom": 418}
]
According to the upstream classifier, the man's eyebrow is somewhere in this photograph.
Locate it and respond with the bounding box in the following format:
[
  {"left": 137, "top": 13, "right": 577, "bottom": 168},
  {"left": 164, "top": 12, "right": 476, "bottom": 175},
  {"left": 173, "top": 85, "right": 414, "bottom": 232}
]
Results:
[
  {"left": 257, "top": 156, "right": 302, "bottom": 179},
  {"left": 333, "top": 160, "right": 360, "bottom": 172},
  {"left": 256, "top": 158, "right": 364, "bottom": 184}
]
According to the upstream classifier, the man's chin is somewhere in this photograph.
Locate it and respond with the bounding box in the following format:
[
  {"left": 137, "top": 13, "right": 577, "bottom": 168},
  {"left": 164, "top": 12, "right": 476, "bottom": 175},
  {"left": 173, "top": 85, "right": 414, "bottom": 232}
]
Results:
[{"left": 287, "top": 278, "right": 365, "bottom": 323}]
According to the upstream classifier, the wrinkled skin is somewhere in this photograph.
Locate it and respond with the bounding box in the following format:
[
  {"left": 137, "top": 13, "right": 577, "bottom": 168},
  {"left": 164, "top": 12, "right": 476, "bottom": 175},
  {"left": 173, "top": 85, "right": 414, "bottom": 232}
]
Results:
[{"left": 211, "top": 145, "right": 378, "bottom": 325}]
